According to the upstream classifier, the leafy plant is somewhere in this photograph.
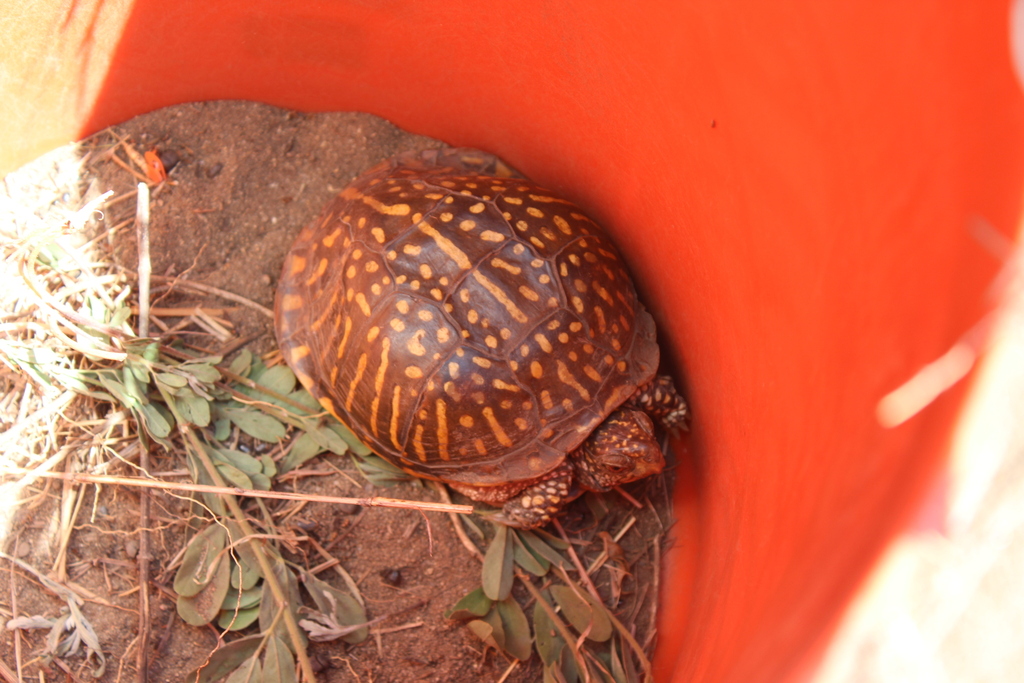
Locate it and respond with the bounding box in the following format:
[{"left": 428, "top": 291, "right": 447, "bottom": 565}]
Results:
[{"left": 447, "top": 522, "right": 649, "bottom": 682}]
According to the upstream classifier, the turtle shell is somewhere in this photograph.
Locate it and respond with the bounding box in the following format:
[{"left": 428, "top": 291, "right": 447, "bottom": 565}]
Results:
[{"left": 275, "top": 148, "right": 659, "bottom": 486}]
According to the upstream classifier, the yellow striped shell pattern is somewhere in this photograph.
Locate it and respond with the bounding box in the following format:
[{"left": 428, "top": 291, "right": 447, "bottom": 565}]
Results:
[{"left": 275, "top": 148, "right": 659, "bottom": 487}]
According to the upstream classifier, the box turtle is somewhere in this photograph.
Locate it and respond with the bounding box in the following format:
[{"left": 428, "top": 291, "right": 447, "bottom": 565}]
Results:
[{"left": 275, "top": 148, "right": 687, "bottom": 528}]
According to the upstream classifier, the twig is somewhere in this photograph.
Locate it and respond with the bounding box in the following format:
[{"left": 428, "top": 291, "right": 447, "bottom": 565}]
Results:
[
  {"left": 0, "top": 468, "right": 474, "bottom": 514},
  {"left": 181, "top": 425, "right": 317, "bottom": 682},
  {"left": 135, "top": 183, "right": 152, "bottom": 338},
  {"left": 309, "top": 537, "right": 365, "bottom": 607},
  {"left": 644, "top": 537, "right": 661, "bottom": 652},
  {"left": 514, "top": 569, "right": 591, "bottom": 682},
  {"left": 432, "top": 482, "right": 483, "bottom": 560},
  {"left": 7, "top": 548, "right": 22, "bottom": 683},
  {"left": 613, "top": 485, "right": 644, "bottom": 509},
  {"left": 149, "top": 276, "right": 274, "bottom": 319},
  {"left": 585, "top": 516, "right": 637, "bottom": 575},
  {"left": 496, "top": 659, "right": 519, "bottom": 683},
  {"left": 130, "top": 306, "right": 236, "bottom": 317},
  {"left": 136, "top": 435, "right": 152, "bottom": 683},
  {"left": 552, "top": 518, "right": 601, "bottom": 601},
  {"left": 371, "top": 620, "right": 425, "bottom": 635}
]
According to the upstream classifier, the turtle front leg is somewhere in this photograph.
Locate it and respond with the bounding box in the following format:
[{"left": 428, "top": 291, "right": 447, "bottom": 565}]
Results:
[
  {"left": 628, "top": 375, "right": 689, "bottom": 430},
  {"left": 495, "top": 462, "right": 577, "bottom": 529}
]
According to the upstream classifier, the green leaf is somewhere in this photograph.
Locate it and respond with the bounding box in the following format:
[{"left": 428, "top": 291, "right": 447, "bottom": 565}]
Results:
[
  {"left": 549, "top": 585, "right": 612, "bottom": 642},
  {"left": 327, "top": 420, "right": 371, "bottom": 456},
  {"left": 186, "top": 634, "right": 262, "bottom": 683},
  {"left": 216, "top": 463, "right": 254, "bottom": 490},
  {"left": 212, "top": 447, "right": 264, "bottom": 475},
  {"left": 221, "top": 584, "right": 263, "bottom": 612},
  {"left": 249, "top": 472, "right": 272, "bottom": 491},
  {"left": 517, "top": 530, "right": 567, "bottom": 568},
  {"left": 228, "top": 349, "right": 253, "bottom": 376},
  {"left": 182, "top": 395, "right": 211, "bottom": 426},
  {"left": 174, "top": 524, "right": 227, "bottom": 597},
  {"left": 220, "top": 405, "right": 286, "bottom": 442},
  {"left": 467, "top": 619, "right": 499, "bottom": 651},
  {"left": 496, "top": 598, "right": 532, "bottom": 661},
  {"left": 126, "top": 359, "right": 151, "bottom": 385},
  {"left": 224, "top": 654, "right": 262, "bottom": 683},
  {"left": 184, "top": 362, "right": 222, "bottom": 384},
  {"left": 445, "top": 587, "right": 492, "bottom": 620},
  {"left": 226, "top": 521, "right": 263, "bottom": 590},
  {"left": 482, "top": 525, "right": 513, "bottom": 601},
  {"left": 155, "top": 371, "right": 189, "bottom": 388},
  {"left": 352, "top": 455, "right": 412, "bottom": 487},
  {"left": 533, "top": 597, "right": 563, "bottom": 666},
  {"left": 512, "top": 531, "right": 549, "bottom": 576},
  {"left": 304, "top": 424, "right": 350, "bottom": 456},
  {"left": 263, "top": 636, "right": 296, "bottom": 683},
  {"left": 259, "top": 454, "right": 277, "bottom": 478},
  {"left": 560, "top": 645, "right": 581, "bottom": 683},
  {"left": 301, "top": 570, "right": 368, "bottom": 644},
  {"left": 533, "top": 528, "right": 570, "bottom": 550},
  {"left": 286, "top": 387, "right": 321, "bottom": 412},
  {"left": 279, "top": 431, "right": 325, "bottom": 474},
  {"left": 138, "top": 402, "right": 173, "bottom": 439},
  {"left": 214, "top": 417, "right": 232, "bottom": 441},
  {"left": 217, "top": 606, "right": 260, "bottom": 632},
  {"left": 253, "top": 364, "right": 296, "bottom": 396},
  {"left": 610, "top": 634, "right": 639, "bottom": 683},
  {"left": 142, "top": 341, "right": 160, "bottom": 362},
  {"left": 176, "top": 552, "right": 231, "bottom": 626},
  {"left": 259, "top": 558, "right": 304, "bottom": 647},
  {"left": 186, "top": 450, "right": 227, "bottom": 516}
]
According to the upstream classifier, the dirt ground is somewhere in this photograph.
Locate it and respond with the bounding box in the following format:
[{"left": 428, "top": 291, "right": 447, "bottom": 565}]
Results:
[{"left": 0, "top": 102, "right": 672, "bottom": 682}]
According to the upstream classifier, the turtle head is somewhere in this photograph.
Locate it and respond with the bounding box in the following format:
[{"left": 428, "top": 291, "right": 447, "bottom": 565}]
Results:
[{"left": 571, "top": 409, "right": 665, "bottom": 492}]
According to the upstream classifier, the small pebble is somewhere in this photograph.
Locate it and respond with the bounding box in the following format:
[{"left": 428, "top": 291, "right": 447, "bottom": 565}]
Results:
[
  {"left": 310, "top": 654, "right": 332, "bottom": 673},
  {"left": 380, "top": 568, "right": 402, "bottom": 586},
  {"left": 158, "top": 149, "right": 180, "bottom": 173},
  {"left": 124, "top": 538, "right": 139, "bottom": 559},
  {"left": 206, "top": 161, "right": 224, "bottom": 178},
  {"left": 337, "top": 503, "right": 361, "bottom": 515},
  {"left": 293, "top": 519, "right": 317, "bottom": 533}
]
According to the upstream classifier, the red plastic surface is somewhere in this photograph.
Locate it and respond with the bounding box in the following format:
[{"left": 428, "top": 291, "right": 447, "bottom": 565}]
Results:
[{"left": 4, "top": 2, "right": 1023, "bottom": 681}]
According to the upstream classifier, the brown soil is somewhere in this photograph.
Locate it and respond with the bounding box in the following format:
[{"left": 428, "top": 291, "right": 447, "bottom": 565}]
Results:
[{"left": 0, "top": 101, "right": 671, "bottom": 683}]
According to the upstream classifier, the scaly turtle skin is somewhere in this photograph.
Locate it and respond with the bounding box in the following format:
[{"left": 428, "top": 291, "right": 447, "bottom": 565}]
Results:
[{"left": 275, "top": 148, "right": 687, "bottom": 528}]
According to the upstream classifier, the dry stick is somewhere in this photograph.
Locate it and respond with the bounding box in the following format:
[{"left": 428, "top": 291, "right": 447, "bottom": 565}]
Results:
[
  {"left": 550, "top": 564, "right": 652, "bottom": 680},
  {"left": 551, "top": 518, "right": 601, "bottom": 601},
  {"left": 7, "top": 550, "right": 22, "bottom": 682},
  {"left": 135, "top": 183, "right": 152, "bottom": 338},
  {"left": 432, "top": 482, "right": 483, "bottom": 561},
  {"left": 2, "top": 469, "right": 473, "bottom": 514},
  {"left": 613, "top": 485, "right": 644, "bottom": 509},
  {"left": 496, "top": 659, "right": 519, "bottom": 683},
  {"left": 149, "top": 276, "right": 274, "bottom": 319},
  {"left": 514, "top": 568, "right": 592, "bottom": 682},
  {"left": 136, "top": 449, "right": 153, "bottom": 683},
  {"left": 134, "top": 182, "right": 153, "bottom": 683},
  {"left": 643, "top": 539, "right": 661, "bottom": 652},
  {"left": 179, "top": 426, "right": 317, "bottom": 683}
]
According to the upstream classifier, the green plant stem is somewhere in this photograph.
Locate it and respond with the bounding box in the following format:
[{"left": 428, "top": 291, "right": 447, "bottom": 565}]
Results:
[
  {"left": 513, "top": 568, "right": 591, "bottom": 683},
  {"left": 552, "top": 564, "right": 651, "bottom": 679},
  {"left": 174, "top": 416, "right": 316, "bottom": 682}
]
